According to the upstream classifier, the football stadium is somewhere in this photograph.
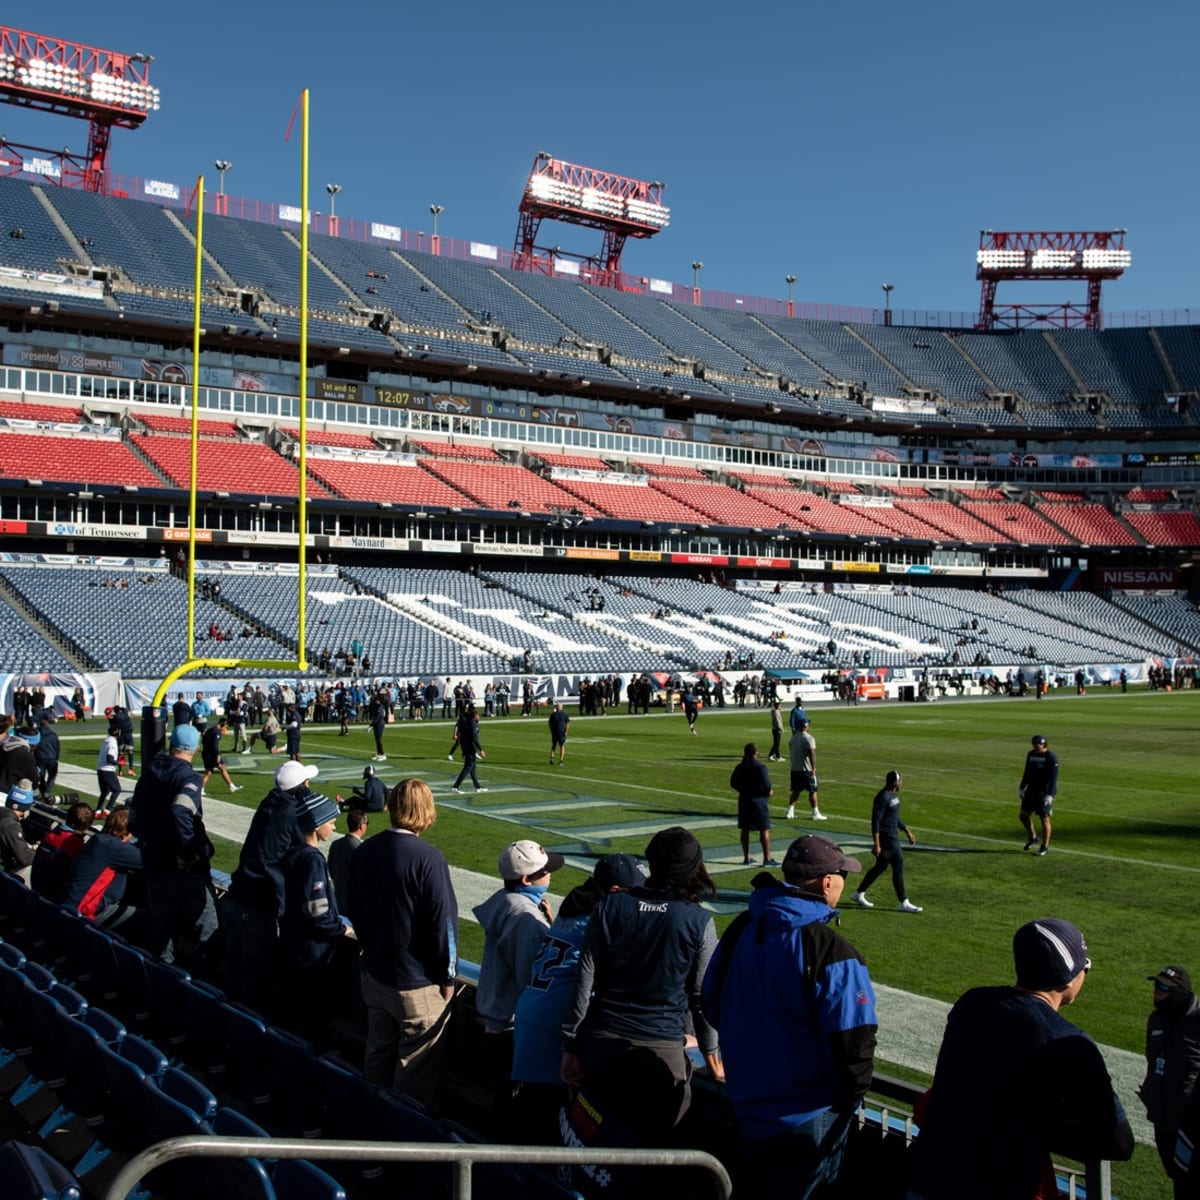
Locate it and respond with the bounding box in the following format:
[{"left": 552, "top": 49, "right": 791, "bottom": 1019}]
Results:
[{"left": 0, "top": 17, "right": 1195, "bottom": 1200}]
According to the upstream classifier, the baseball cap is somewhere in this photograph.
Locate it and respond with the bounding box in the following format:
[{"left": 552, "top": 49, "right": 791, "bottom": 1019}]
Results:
[
  {"left": 1031, "top": 734, "right": 1047, "bottom": 747},
  {"left": 169, "top": 724, "right": 201, "bottom": 751},
  {"left": 275, "top": 761, "right": 319, "bottom": 791},
  {"left": 593, "top": 853, "right": 647, "bottom": 891},
  {"left": 1148, "top": 965, "right": 1193, "bottom": 993},
  {"left": 1013, "top": 919, "right": 1091, "bottom": 990},
  {"left": 498, "top": 839, "right": 565, "bottom": 881},
  {"left": 295, "top": 791, "right": 339, "bottom": 832},
  {"left": 6, "top": 779, "right": 35, "bottom": 810},
  {"left": 783, "top": 834, "right": 862, "bottom": 883}
]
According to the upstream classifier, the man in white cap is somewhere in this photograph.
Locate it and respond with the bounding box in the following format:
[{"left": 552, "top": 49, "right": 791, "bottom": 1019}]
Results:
[
  {"left": 908, "top": 918, "right": 1133, "bottom": 1200},
  {"left": 221, "top": 758, "right": 320, "bottom": 1012},
  {"left": 473, "top": 839, "right": 565, "bottom": 1123}
]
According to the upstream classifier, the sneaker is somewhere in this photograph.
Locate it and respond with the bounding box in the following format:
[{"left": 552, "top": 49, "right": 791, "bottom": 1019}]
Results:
[
  {"left": 240, "top": 748, "right": 252, "bottom": 755},
  {"left": 1023, "top": 838, "right": 1038, "bottom": 851},
  {"left": 851, "top": 891, "right": 874, "bottom": 908},
  {"left": 374, "top": 754, "right": 387, "bottom": 761},
  {"left": 743, "top": 857, "right": 753, "bottom": 866},
  {"left": 899, "top": 899, "right": 924, "bottom": 913},
  {"left": 446, "top": 754, "right": 454, "bottom": 762},
  {"left": 812, "top": 811, "right": 828, "bottom": 821},
  {"left": 785, "top": 807, "right": 796, "bottom": 820},
  {"left": 475, "top": 787, "right": 489, "bottom": 793},
  {"left": 1036, "top": 845, "right": 1049, "bottom": 856},
  {"left": 550, "top": 756, "right": 555, "bottom": 765},
  {"left": 229, "top": 783, "right": 243, "bottom": 793},
  {"left": 451, "top": 787, "right": 463, "bottom": 794},
  {"left": 763, "top": 859, "right": 779, "bottom": 867}
]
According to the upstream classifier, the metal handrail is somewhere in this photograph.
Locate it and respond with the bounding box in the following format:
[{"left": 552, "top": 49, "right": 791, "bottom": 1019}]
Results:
[{"left": 101, "top": 1135, "right": 733, "bottom": 1200}]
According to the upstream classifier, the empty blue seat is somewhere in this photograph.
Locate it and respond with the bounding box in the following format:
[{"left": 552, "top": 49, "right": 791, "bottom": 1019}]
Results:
[{"left": 0, "top": 1138, "right": 83, "bottom": 1200}]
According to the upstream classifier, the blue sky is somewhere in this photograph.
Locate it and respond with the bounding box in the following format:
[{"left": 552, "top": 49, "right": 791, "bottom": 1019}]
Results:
[{"left": 4, "top": 0, "right": 1197, "bottom": 320}]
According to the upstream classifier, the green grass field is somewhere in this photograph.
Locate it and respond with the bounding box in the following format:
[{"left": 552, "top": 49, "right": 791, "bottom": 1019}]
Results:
[{"left": 58, "top": 687, "right": 1198, "bottom": 1199}]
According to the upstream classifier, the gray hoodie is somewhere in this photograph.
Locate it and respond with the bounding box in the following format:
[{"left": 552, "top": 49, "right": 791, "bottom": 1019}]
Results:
[{"left": 473, "top": 886, "right": 552, "bottom": 1033}]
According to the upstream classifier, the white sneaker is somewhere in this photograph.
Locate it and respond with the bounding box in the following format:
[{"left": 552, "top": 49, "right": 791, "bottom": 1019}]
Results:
[
  {"left": 446, "top": 754, "right": 454, "bottom": 762},
  {"left": 785, "top": 807, "right": 795, "bottom": 820},
  {"left": 812, "top": 811, "right": 828, "bottom": 821},
  {"left": 851, "top": 892, "right": 873, "bottom": 908},
  {"left": 475, "top": 787, "right": 489, "bottom": 793},
  {"left": 229, "top": 784, "right": 242, "bottom": 793},
  {"left": 899, "top": 899, "right": 924, "bottom": 913},
  {"left": 240, "top": 748, "right": 252, "bottom": 755},
  {"left": 451, "top": 787, "right": 463, "bottom": 794}
]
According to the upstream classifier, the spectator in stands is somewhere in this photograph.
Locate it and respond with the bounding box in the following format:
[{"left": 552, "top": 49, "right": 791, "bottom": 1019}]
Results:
[
  {"left": 560, "top": 827, "right": 722, "bottom": 1174},
  {"left": 851, "top": 769, "right": 921, "bottom": 913},
  {"left": 328, "top": 808, "right": 367, "bottom": 902},
  {"left": 474, "top": 840, "right": 565, "bottom": 1105},
  {"left": 96, "top": 720, "right": 123, "bottom": 812},
  {"left": 731, "top": 743, "right": 776, "bottom": 867},
  {"left": 171, "top": 691, "right": 193, "bottom": 728},
  {"left": 907, "top": 918, "right": 1133, "bottom": 1200},
  {"left": 347, "top": 778, "right": 458, "bottom": 1107},
  {"left": 222, "top": 760, "right": 318, "bottom": 1013},
  {"left": 0, "top": 780, "right": 37, "bottom": 878},
  {"left": 787, "top": 718, "right": 824, "bottom": 822},
  {"left": 64, "top": 806, "right": 145, "bottom": 939},
  {"left": 1019, "top": 734, "right": 1058, "bottom": 856},
  {"left": 451, "top": 707, "right": 486, "bottom": 793},
  {"left": 703, "top": 834, "right": 876, "bottom": 1199},
  {"left": 200, "top": 717, "right": 242, "bottom": 796},
  {"left": 128, "top": 724, "right": 217, "bottom": 967},
  {"left": 548, "top": 702, "right": 569, "bottom": 766},
  {"left": 30, "top": 801, "right": 94, "bottom": 902},
  {"left": 34, "top": 709, "right": 60, "bottom": 801},
  {"left": 280, "top": 789, "right": 357, "bottom": 1045},
  {"left": 1140, "top": 964, "right": 1200, "bottom": 1197},
  {"left": 0, "top": 723, "right": 40, "bottom": 797},
  {"left": 511, "top": 853, "right": 647, "bottom": 1143}
]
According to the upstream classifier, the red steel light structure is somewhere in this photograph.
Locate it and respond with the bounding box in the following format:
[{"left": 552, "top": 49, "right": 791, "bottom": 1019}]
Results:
[
  {"left": 976, "top": 230, "right": 1130, "bottom": 331},
  {"left": 0, "top": 25, "right": 159, "bottom": 193},
  {"left": 513, "top": 153, "right": 669, "bottom": 288}
]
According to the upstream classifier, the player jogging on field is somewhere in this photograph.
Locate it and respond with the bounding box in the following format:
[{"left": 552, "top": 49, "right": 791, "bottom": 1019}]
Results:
[{"left": 1019, "top": 734, "right": 1058, "bottom": 857}]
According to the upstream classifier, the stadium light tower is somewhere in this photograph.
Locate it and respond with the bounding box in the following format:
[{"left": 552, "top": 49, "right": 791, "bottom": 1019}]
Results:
[
  {"left": 0, "top": 25, "right": 161, "bottom": 192},
  {"left": 975, "top": 230, "right": 1131, "bottom": 330},
  {"left": 785, "top": 274, "right": 797, "bottom": 319},
  {"left": 513, "top": 153, "right": 669, "bottom": 288},
  {"left": 214, "top": 159, "right": 231, "bottom": 215},
  {"left": 882, "top": 282, "right": 894, "bottom": 326},
  {"left": 429, "top": 203, "right": 444, "bottom": 254},
  {"left": 691, "top": 261, "right": 704, "bottom": 305}
]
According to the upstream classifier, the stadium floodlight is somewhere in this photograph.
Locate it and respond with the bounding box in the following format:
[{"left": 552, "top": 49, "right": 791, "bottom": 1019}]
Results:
[
  {"left": 0, "top": 25, "right": 161, "bottom": 191},
  {"left": 214, "top": 160, "right": 232, "bottom": 194},
  {"left": 975, "top": 230, "right": 1131, "bottom": 331},
  {"left": 325, "top": 182, "right": 341, "bottom": 217},
  {"left": 514, "top": 153, "right": 669, "bottom": 287},
  {"left": 429, "top": 203, "right": 444, "bottom": 238}
]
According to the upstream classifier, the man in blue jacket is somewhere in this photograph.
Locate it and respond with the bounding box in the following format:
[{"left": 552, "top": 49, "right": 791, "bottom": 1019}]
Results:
[{"left": 703, "top": 833, "right": 877, "bottom": 1199}]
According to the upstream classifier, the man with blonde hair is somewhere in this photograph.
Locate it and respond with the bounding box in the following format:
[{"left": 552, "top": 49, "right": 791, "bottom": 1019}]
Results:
[{"left": 347, "top": 779, "right": 459, "bottom": 1105}]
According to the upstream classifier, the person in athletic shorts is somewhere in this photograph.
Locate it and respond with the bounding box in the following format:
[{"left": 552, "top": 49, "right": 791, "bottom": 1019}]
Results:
[{"left": 1019, "top": 734, "right": 1058, "bottom": 856}]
